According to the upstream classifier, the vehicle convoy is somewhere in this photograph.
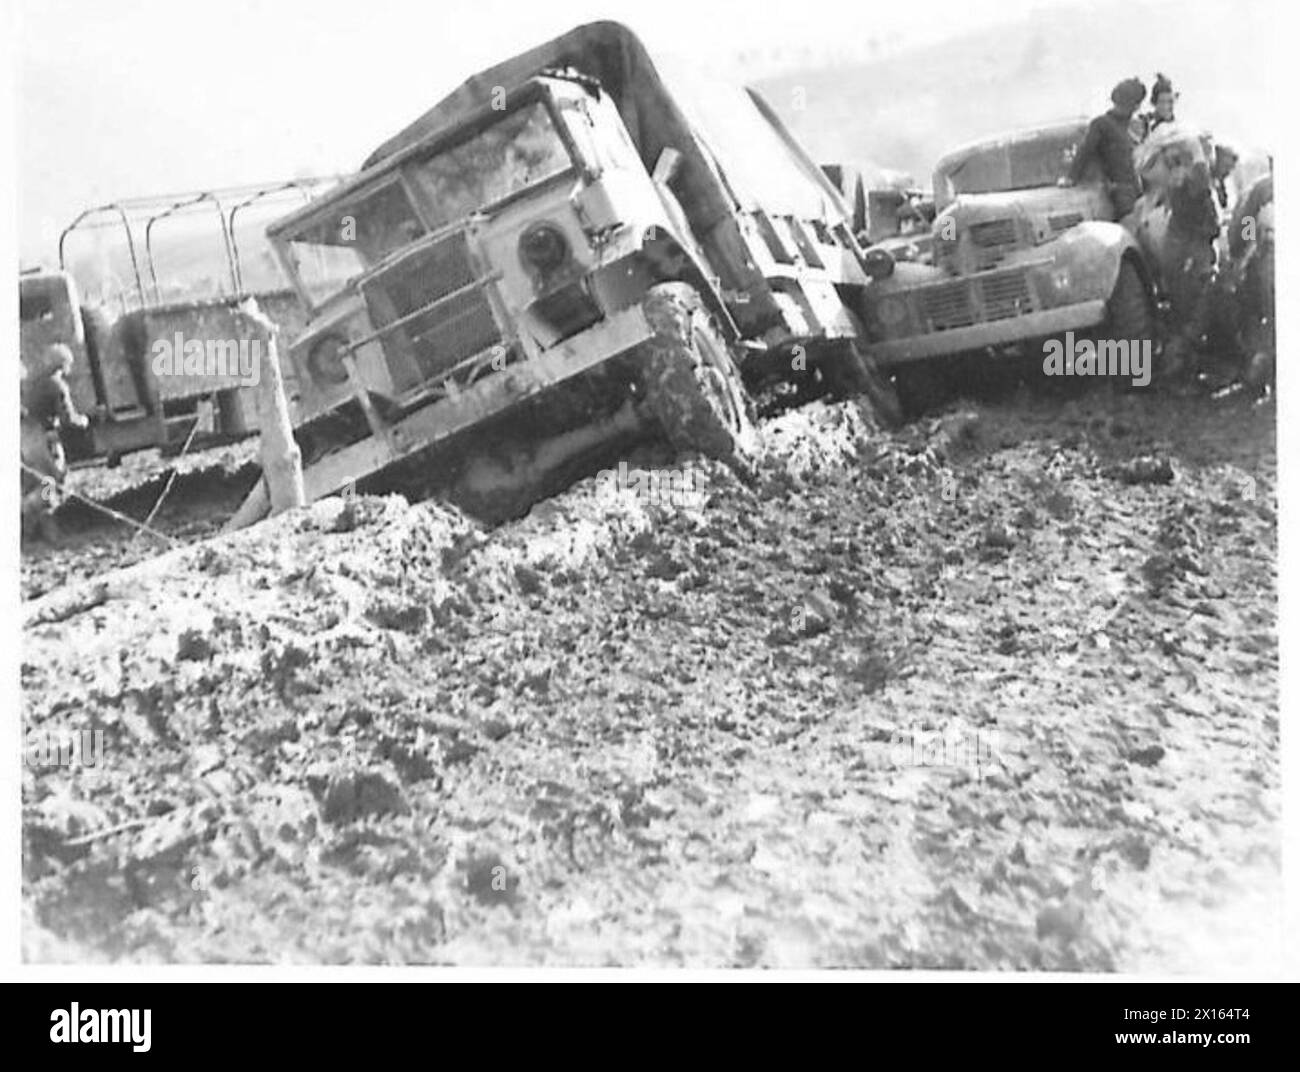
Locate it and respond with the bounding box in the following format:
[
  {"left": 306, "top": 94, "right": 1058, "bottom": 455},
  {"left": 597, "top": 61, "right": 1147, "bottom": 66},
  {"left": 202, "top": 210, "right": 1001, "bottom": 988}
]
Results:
[
  {"left": 236, "top": 20, "right": 900, "bottom": 526},
  {"left": 857, "top": 118, "right": 1191, "bottom": 407},
  {"left": 20, "top": 178, "right": 338, "bottom": 467}
]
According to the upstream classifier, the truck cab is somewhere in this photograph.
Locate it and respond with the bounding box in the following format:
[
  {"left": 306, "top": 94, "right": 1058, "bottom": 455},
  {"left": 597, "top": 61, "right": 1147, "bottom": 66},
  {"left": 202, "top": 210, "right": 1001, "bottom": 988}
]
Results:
[
  {"left": 859, "top": 119, "right": 1156, "bottom": 394},
  {"left": 250, "top": 22, "right": 898, "bottom": 525}
]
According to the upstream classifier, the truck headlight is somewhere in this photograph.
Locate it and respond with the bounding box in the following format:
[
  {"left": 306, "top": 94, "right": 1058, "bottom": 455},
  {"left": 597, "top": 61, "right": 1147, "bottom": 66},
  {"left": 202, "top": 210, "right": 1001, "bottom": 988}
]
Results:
[
  {"left": 863, "top": 247, "right": 895, "bottom": 280},
  {"left": 519, "top": 223, "right": 570, "bottom": 274}
]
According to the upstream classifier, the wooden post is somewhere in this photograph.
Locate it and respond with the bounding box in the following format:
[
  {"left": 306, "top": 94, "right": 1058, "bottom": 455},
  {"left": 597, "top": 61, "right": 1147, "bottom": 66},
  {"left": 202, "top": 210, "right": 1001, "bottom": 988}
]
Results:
[
  {"left": 226, "top": 475, "right": 270, "bottom": 531},
  {"left": 232, "top": 298, "right": 303, "bottom": 524}
]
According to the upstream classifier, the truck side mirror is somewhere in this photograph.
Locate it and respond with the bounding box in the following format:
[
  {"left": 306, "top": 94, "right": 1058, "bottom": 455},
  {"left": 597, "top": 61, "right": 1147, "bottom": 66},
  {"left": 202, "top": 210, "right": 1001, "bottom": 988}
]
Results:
[{"left": 653, "top": 148, "right": 683, "bottom": 186}]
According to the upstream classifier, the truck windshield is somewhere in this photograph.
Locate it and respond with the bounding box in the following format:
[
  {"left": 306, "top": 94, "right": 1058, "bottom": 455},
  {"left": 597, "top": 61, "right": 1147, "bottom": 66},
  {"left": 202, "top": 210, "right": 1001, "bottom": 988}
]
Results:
[
  {"left": 280, "top": 101, "right": 573, "bottom": 307},
  {"left": 935, "top": 128, "right": 1085, "bottom": 204},
  {"left": 281, "top": 181, "right": 426, "bottom": 307},
  {"left": 408, "top": 100, "right": 574, "bottom": 228}
]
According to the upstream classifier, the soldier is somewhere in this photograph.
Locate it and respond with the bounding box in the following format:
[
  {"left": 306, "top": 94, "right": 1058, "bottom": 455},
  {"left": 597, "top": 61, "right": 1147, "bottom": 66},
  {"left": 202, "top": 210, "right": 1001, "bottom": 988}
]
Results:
[
  {"left": 23, "top": 343, "right": 89, "bottom": 434},
  {"left": 1137, "top": 73, "right": 1178, "bottom": 141},
  {"left": 19, "top": 344, "right": 88, "bottom": 542},
  {"left": 1225, "top": 172, "right": 1275, "bottom": 392},
  {"left": 1060, "top": 77, "right": 1146, "bottom": 219},
  {"left": 1211, "top": 143, "right": 1241, "bottom": 211},
  {"left": 1157, "top": 142, "right": 1223, "bottom": 383},
  {"left": 1230, "top": 171, "right": 1274, "bottom": 260}
]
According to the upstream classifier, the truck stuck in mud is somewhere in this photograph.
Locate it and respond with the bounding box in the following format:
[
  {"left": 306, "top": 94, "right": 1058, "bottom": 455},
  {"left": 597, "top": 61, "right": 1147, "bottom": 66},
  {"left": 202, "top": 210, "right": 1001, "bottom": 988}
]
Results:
[
  {"left": 21, "top": 179, "right": 339, "bottom": 467},
  {"left": 234, "top": 21, "right": 900, "bottom": 527},
  {"left": 856, "top": 119, "right": 1162, "bottom": 407},
  {"left": 854, "top": 120, "right": 1271, "bottom": 412},
  {"left": 19, "top": 179, "right": 339, "bottom": 537},
  {"left": 16, "top": 6, "right": 1282, "bottom": 979}
]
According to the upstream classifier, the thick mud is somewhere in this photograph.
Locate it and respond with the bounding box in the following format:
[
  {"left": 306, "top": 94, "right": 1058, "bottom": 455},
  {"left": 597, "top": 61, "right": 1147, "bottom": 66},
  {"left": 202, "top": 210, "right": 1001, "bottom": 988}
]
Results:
[{"left": 21, "top": 388, "right": 1279, "bottom": 969}]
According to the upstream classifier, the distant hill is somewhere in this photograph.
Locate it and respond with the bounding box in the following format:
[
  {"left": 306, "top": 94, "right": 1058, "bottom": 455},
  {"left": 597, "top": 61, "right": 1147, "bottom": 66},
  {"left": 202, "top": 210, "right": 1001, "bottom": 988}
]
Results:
[{"left": 756, "top": 0, "right": 1274, "bottom": 185}]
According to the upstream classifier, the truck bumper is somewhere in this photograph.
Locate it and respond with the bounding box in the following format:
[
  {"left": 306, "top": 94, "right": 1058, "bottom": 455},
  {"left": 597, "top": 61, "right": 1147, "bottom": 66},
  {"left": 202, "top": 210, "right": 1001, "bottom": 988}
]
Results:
[
  {"left": 302, "top": 305, "right": 655, "bottom": 500},
  {"left": 871, "top": 300, "right": 1107, "bottom": 365}
]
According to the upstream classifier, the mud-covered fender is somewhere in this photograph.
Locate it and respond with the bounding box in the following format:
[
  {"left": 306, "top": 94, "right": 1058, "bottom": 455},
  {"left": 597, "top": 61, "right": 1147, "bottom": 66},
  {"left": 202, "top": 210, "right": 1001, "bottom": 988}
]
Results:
[
  {"left": 638, "top": 227, "right": 743, "bottom": 343},
  {"left": 584, "top": 225, "right": 744, "bottom": 345},
  {"left": 857, "top": 260, "right": 946, "bottom": 339},
  {"left": 1032, "top": 221, "right": 1153, "bottom": 308},
  {"left": 573, "top": 172, "right": 744, "bottom": 344}
]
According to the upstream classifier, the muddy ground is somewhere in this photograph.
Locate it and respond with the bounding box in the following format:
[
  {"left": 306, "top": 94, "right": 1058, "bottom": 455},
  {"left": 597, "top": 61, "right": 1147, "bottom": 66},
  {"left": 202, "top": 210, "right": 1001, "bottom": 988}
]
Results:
[
  {"left": 20, "top": 387, "right": 1280, "bottom": 969},
  {"left": 21, "top": 442, "right": 260, "bottom": 602}
]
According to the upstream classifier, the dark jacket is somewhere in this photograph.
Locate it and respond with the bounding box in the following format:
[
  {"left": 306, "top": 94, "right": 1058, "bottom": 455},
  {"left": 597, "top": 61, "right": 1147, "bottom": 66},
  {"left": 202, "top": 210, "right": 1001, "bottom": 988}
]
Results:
[
  {"left": 1167, "top": 162, "right": 1221, "bottom": 242},
  {"left": 1069, "top": 108, "right": 1140, "bottom": 197},
  {"left": 23, "top": 368, "right": 84, "bottom": 429}
]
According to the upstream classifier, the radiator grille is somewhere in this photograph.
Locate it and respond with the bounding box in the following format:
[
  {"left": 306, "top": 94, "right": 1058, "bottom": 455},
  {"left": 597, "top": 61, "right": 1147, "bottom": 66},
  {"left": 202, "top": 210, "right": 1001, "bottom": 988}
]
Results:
[
  {"left": 916, "top": 266, "right": 1036, "bottom": 332},
  {"left": 921, "top": 282, "right": 977, "bottom": 330},
  {"left": 361, "top": 231, "right": 501, "bottom": 393},
  {"left": 979, "top": 269, "right": 1033, "bottom": 320}
]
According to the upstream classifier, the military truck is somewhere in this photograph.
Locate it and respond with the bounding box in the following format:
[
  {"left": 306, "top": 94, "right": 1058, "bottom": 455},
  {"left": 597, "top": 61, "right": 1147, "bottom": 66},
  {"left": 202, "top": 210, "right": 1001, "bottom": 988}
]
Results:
[
  {"left": 857, "top": 119, "right": 1159, "bottom": 409},
  {"left": 237, "top": 21, "right": 899, "bottom": 525},
  {"left": 21, "top": 178, "right": 337, "bottom": 465}
]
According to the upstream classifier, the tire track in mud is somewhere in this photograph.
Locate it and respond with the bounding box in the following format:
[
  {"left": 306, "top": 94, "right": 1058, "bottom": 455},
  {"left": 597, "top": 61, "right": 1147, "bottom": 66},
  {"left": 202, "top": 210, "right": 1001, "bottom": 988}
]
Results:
[
  {"left": 20, "top": 390, "right": 1279, "bottom": 968},
  {"left": 862, "top": 398, "right": 1280, "bottom": 970}
]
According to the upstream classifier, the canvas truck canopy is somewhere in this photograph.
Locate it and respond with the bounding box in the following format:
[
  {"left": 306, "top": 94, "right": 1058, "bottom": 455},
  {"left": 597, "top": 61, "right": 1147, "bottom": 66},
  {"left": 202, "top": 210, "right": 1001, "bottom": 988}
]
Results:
[{"left": 362, "top": 21, "right": 851, "bottom": 254}]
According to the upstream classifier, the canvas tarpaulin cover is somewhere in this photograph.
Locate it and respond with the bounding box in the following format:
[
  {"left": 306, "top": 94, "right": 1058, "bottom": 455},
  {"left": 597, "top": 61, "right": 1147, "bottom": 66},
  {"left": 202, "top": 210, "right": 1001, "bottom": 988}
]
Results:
[{"left": 362, "top": 21, "right": 849, "bottom": 242}]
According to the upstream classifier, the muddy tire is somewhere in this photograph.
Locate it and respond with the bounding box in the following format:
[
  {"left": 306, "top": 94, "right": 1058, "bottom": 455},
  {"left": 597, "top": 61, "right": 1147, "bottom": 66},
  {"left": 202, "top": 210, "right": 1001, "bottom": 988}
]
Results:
[
  {"left": 1101, "top": 259, "right": 1155, "bottom": 343},
  {"left": 819, "top": 339, "right": 904, "bottom": 428},
  {"left": 640, "top": 283, "right": 758, "bottom": 467}
]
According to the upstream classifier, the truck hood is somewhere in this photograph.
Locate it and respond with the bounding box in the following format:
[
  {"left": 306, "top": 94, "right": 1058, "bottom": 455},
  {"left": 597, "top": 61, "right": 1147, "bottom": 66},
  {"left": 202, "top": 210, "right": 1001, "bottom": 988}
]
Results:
[{"left": 940, "top": 184, "right": 1112, "bottom": 241}]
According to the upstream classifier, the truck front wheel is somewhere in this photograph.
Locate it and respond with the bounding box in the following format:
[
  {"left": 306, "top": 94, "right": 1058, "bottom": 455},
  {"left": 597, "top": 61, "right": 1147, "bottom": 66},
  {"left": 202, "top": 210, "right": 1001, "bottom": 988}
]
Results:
[{"left": 640, "top": 283, "right": 758, "bottom": 468}]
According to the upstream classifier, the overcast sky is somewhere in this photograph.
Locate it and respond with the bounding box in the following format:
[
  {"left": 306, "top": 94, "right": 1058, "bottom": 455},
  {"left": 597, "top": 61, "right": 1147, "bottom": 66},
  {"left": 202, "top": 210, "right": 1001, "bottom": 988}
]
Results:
[{"left": 13, "top": 0, "right": 1106, "bottom": 263}]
